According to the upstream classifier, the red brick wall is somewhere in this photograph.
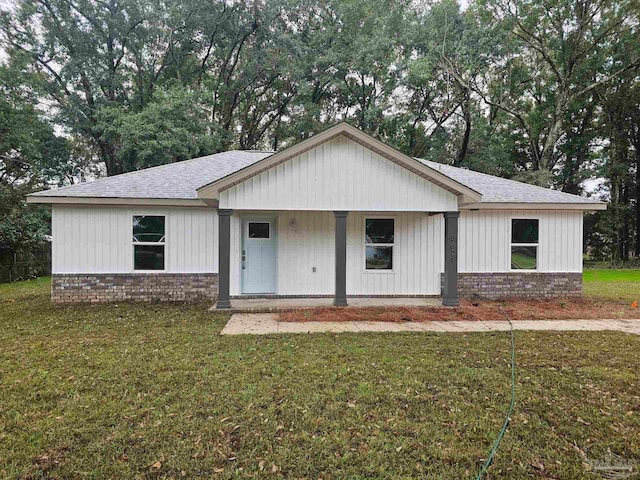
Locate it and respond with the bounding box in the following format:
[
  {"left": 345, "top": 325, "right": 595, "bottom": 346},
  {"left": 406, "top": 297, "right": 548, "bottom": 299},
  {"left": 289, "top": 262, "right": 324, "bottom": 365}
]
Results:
[
  {"left": 449, "top": 272, "right": 583, "bottom": 299},
  {"left": 52, "top": 274, "right": 218, "bottom": 304}
]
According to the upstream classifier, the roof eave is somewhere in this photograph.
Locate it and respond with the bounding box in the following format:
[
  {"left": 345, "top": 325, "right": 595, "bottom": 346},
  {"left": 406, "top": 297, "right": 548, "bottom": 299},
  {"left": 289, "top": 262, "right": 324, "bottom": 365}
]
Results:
[
  {"left": 460, "top": 201, "right": 607, "bottom": 211},
  {"left": 26, "top": 195, "right": 211, "bottom": 207}
]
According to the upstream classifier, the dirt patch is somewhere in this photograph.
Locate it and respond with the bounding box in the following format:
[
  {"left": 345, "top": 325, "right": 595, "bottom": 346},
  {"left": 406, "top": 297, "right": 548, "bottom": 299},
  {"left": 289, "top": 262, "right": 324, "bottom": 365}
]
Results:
[
  {"left": 24, "top": 446, "right": 69, "bottom": 479},
  {"left": 279, "top": 298, "right": 640, "bottom": 323}
]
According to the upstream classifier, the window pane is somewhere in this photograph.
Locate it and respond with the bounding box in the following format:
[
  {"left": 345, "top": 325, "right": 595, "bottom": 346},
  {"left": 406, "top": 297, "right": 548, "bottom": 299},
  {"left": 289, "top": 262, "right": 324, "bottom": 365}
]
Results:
[
  {"left": 512, "top": 219, "right": 538, "bottom": 244},
  {"left": 511, "top": 246, "right": 537, "bottom": 270},
  {"left": 366, "top": 246, "right": 393, "bottom": 270},
  {"left": 134, "top": 245, "right": 165, "bottom": 270},
  {"left": 133, "top": 216, "right": 165, "bottom": 243},
  {"left": 365, "top": 219, "right": 394, "bottom": 244},
  {"left": 248, "top": 222, "right": 270, "bottom": 239}
]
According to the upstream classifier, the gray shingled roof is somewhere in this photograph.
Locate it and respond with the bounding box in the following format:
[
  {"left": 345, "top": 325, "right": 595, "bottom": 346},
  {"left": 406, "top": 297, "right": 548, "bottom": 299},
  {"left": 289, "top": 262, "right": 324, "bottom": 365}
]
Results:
[
  {"left": 30, "top": 151, "right": 273, "bottom": 199},
  {"left": 418, "top": 159, "right": 602, "bottom": 205},
  {"left": 30, "top": 149, "right": 602, "bottom": 206}
]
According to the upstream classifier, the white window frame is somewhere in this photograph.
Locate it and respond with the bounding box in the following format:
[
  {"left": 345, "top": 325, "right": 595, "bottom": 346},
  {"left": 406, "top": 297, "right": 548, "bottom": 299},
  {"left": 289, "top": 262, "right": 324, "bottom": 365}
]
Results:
[
  {"left": 132, "top": 214, "right": 166, "bottom": 272},
  {"left": 509, "top": 217, "right": 539, "bottom": 272},
  {"left": 363, "top": 216, "right": 395, "bottom": 273}
]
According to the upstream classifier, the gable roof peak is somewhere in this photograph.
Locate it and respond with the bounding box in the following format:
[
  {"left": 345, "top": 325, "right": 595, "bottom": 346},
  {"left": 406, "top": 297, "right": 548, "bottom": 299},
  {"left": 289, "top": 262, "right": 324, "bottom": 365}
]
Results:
[{"left": 196, "top": 122, "right": 482, "bottom": 204}]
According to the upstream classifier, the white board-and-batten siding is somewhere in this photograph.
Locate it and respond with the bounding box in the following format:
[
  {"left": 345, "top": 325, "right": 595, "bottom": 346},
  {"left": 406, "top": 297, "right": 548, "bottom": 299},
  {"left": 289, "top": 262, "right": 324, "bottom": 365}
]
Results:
[
  {"left": 458, "top": 210, "right": 583, "bottom": 273},
  {"left": 219, "top": 135, "right": 458, "bottom": 212},
  {"left": 51, "top": 206, "right": 584, "bottom": 294},
  {"left": 227, "top": 211, "right": 445, "bottom": 296},
  {"left": 51, "top": 205, "right": 217, "bottom": 274}
]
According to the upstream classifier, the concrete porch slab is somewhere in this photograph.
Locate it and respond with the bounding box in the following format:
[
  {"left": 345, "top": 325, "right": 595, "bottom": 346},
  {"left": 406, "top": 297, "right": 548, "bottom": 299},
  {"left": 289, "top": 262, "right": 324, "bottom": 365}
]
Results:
[
  {"left": 220, "top": 314, "right": 640, "bottom": 336},
  {"left": 214, "top": 296, "right": 442, "bottom": 312}
]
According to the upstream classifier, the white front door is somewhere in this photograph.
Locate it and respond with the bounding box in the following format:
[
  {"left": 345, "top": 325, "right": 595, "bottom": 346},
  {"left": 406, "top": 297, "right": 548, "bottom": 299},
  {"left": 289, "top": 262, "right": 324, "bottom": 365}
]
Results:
[{"left": 242, "top": 219, "right": 277, "bottom": 294}]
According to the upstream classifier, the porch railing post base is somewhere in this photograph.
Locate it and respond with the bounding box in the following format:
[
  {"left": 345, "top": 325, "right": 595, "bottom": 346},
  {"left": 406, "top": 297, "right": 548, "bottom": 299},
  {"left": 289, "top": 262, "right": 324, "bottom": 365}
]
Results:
[{"left": 333, "top": 298, "right": 348, "bottom": 307}]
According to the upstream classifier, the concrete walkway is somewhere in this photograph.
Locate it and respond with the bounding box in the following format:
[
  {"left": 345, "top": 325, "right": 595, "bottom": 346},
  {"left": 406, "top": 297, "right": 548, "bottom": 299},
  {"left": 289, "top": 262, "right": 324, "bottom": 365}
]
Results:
[{"left": 220, "top": 313, "right": 640, "bottom": 336}]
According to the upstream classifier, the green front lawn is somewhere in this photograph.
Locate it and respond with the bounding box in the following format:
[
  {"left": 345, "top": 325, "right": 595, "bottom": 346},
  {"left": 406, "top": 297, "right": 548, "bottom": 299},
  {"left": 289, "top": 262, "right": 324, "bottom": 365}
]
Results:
[
  {"left": 583, "top": 269, "right": 640, "bottom": 303},
  {"left": 1, "top": 278, "right": 639, "bottom": 479}
]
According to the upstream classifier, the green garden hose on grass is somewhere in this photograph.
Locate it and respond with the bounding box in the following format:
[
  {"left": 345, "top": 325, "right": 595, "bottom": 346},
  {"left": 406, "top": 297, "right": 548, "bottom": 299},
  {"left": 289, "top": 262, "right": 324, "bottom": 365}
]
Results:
[{"left": 474, "top": 306, "right": 516, "bottom": 480}]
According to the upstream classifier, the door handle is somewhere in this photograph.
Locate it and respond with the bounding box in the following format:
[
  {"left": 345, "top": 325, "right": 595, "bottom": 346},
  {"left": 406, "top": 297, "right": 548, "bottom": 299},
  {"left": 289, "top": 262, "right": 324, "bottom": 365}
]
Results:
[{"left": 242, "top": 250, "right": 246, "bottom": 270}]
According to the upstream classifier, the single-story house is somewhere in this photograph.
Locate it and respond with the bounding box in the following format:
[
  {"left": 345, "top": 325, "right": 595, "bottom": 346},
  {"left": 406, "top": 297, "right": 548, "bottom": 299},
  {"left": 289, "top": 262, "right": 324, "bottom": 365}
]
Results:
[{"left": 27, "top": 123, "right": 606, "bottom": 308}]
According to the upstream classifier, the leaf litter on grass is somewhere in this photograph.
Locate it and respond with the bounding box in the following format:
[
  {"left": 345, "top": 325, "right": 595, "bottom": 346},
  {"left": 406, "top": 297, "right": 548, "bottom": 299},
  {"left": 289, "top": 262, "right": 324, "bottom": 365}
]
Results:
[{"left": 279, "top": 298, "right": 640, "bottom": 323}]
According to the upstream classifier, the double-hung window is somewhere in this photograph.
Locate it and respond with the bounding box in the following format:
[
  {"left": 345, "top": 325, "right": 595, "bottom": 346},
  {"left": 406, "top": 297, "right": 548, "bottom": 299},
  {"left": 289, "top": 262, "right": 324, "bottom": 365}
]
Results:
[
  {"left": 133, "top": 215, "right": 165, "bottom": 271},
  {"left": 365, "top": 218, "right": 394, "bottom": 270},
  {"left": 510, "top": 219, "right": 538, "bottom": 270}
]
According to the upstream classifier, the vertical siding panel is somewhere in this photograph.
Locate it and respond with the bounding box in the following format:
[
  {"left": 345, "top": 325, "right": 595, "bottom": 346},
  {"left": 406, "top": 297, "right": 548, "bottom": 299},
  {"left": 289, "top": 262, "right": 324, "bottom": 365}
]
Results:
[
  {"left": 66, "top": 207, "right": 74, "bottom": 272},
  {"left": 365, "top": 148, "right": 372, "bottom": 209},
  {"left": 116, "top": 208, "right": 124, "bottom": 272},
  {"left": 547, "top": 211, "right": 556, "bottom": 272},
  {"left": 229, "top": 214, "right": 240, "bottom": 296},
  {"left": 568, "top": 213, "right": 575, "bottom": 271},
  {"left": 61, "top": 207, "right": 69, "bottom": 272},
  {"left": 307, "top": 150, "right": 314, "bottom": 210},
  {"left": 103, "top": 208, "right": 111, "bottom": 271},
  {"left": 213, "top": 210, "right": 219, "bottom": 272},
  {"left": 69, "top": 208, "right": 76, "bottom": 272},
  {"left": 577, "top": 212, "right": 584, "bottom": 271},
  {"left": 267, "top": 168, "right": 275, "bottom": 211},
  {"left": 50, "top": 207, "right": 232, "bottom": 275},
  {"left": 87, "top": 208, "right": 95, "bottom": 273},
  {"left": 492, "top": 212, "right": 499, "bottom": 271},
  {"left": 78, "top": 208, "right": 87, "bottom": 272},
  {"left": 346, "top": 141, "right": 354, "bottom": 209},
  {"left": 355, "top": 146, "right": 362, "bottom": 210},
  {"left": 570, "top": 213, "right": 576, "bottom": 271},
  {"left": 191, "top": 210, "right": 198, "bottom": 271},
  {"left": 454, "top": 209, "right": 584, "bottom": 274},
  {"left": 562, "top": 213, "right": 569, "bottom": 271},
  {"left": 471, "top": 211, "right": 477, "bottom": 272},
  {"left": 51, "top": 207, "right": 60, "bottom": 273},
  {"left": 541, "top": 212, "right": 550, "bottom": 271},
  {"left": 210, "top": 210, "right": 215, "bottom": 272},
  {"left": 104, "top": 209, "right": 112, "bottom": 272}
]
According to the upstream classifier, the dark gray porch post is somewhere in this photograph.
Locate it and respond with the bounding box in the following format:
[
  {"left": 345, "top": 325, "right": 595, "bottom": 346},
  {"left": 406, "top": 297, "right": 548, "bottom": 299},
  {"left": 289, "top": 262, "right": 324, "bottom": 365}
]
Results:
[
  {"left": 216, "top": 209, "right": 233, "bottom": 309},
  {"left": 442, "top": 211, "right": 459, "bottom": 306},
  {"left": 334, "top": 211, "right": 348, "bottom": 307}
]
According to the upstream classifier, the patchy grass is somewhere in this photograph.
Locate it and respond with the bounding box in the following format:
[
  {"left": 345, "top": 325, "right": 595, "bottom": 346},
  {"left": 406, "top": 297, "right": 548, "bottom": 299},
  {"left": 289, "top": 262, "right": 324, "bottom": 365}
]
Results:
[
  {"left": 584, "top": 269, "right": 640, "bottom": 303},
  {"left": 1, "top": 278, "right": 640, "bottom": 479}
]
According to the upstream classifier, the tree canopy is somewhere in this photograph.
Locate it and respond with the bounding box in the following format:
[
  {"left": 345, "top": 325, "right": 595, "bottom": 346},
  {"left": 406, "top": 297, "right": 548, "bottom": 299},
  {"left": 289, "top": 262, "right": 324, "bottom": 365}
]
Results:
[{"left": 0, "top": 0, "right": 639, "bottom": 261}]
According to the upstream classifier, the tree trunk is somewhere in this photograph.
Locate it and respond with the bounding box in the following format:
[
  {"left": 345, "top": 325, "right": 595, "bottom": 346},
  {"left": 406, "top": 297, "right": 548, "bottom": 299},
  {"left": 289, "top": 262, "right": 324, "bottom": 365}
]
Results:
[
  {"left": 539, "top": 114, "right": 563, "bottom": 171},
  {"left": 454, "top": 93, "right": 471, "bottom": 167},
  {"left": 636, "top": 148, "right": 640, "bottom": 257},
  {"left": 98, "top": 140, "right": 122, "bottom": 176},
  {"left": 622, "top": 183, "right": 630, "bottom": 261}
]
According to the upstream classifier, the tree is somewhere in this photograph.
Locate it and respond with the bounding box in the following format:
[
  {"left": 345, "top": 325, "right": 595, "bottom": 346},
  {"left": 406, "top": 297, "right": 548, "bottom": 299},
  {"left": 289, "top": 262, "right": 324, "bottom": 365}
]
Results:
[
  {"left": 474, "top": 0, "right": 639, "bottom": 182},
  {"left": 0, "top": 59, "right": 67, "bottom": 252},
  {"left": 96, "top": 85, "right": 223, "bottom": 171},
  {"left": 406, "top": 0, "right": 491, "bottom": 164}
]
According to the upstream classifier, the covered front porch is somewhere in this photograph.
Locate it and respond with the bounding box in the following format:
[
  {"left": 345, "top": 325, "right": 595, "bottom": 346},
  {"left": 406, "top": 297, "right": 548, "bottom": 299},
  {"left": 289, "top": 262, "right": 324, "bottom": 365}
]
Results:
[
  {"left": 214, "top": 209, "right": 460, "bottom": 309},
  {"left": 195, "top": 123, "right": 480, "bottom": 310}
]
